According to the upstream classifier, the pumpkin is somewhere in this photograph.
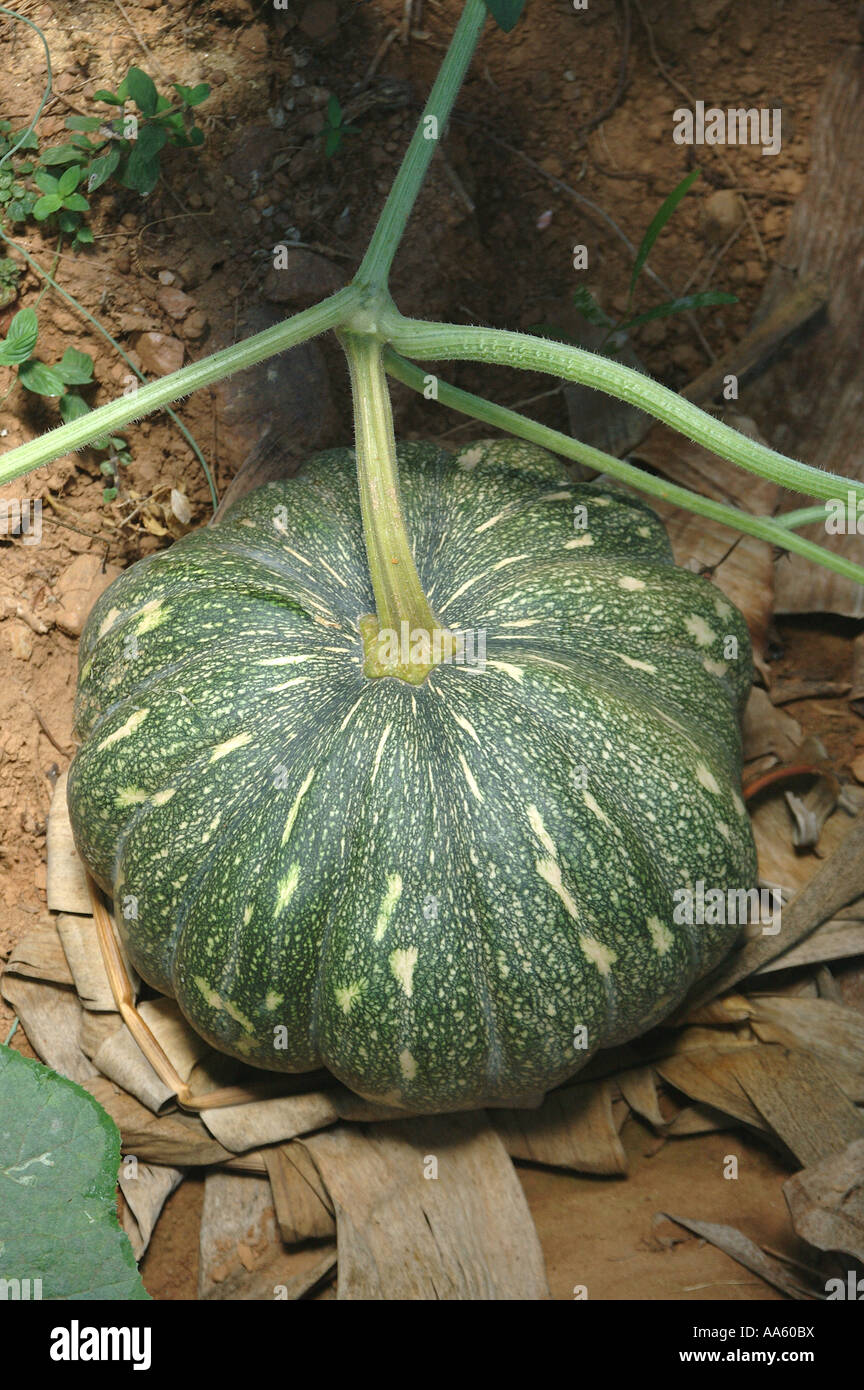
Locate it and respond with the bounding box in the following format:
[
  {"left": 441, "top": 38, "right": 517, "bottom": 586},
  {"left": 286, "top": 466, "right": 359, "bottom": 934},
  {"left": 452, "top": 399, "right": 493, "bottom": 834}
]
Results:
[{"left": 67, "top": 439, "right": 756, "bottom": 1113}]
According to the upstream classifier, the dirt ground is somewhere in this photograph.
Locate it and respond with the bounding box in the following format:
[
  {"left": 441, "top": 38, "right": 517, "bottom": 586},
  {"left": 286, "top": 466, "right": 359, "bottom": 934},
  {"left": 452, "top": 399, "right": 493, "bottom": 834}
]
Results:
[{"left": 2, "top": 0, "right": 863, "bottom": 1300}]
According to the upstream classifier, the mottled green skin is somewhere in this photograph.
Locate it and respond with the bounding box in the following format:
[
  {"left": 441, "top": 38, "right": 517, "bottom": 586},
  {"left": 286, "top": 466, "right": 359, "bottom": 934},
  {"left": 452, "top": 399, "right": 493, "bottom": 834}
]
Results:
[{"left": 68, "top": 440, "right": 756, "bottom": 1113}]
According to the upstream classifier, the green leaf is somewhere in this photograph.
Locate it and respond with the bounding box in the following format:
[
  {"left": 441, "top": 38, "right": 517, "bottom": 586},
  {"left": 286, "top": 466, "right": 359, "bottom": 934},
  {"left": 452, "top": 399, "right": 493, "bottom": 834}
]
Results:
[
  {"left": 87, "top": 147, "right": 121, "bottom": 192},
  {"left": 57, "top": 163, "right": 82, "bottom": 195},
  {"left": 125, "top": 66, "right": 159, "bottom": 117},
  {"left": 32, "top": 193, "right": 63, "bottom": 220},
  {"left": 65, "top": 115, "right": 102, "bottom": 132},
  {"left": 59, "top": 391, "right": 92, "bottom": 423},
  {"left": 17, "top": 358, "right": 67, "bottom": 396},
  {"left": 620, "top": 290, "right": 738, "bottom": 334},
  {"left": 0, "top": 308, "right": 38, "bottom": 366},
  {"left": 629, "top": 169, "right": 701, "bottom": 303},
  {"left": 0, "top": 1046, "right": 150, "bottom": 1299},
  {"left": 92, "top": 88, "right": 124, "bottom": 105},
  {"left": 324, "top": 127, "right": 341, "bottom": 158},
  {"left": 173, "top": 81, "right": 210, "bottom": 107},
  {"left": 73, "top": 225, "right": 95, "bottom": 246},
  {"left": 186, "top": 126, "right": 205, "bottom": 147},
  {"left": 327, "top": 93, "right": 342, "bottom": 127},
  {"left": 11, "top": 128, "right": 39, "bottom": 151},
  {"left": 134, "top": 123, "right": 170, "bottom": 160},
  {"left": 55, "top": 347, "right": 94, "bottom": 385},
  {"left": 61, "top": 192, "right": 90, "bottom": 213},
  {"left": 102, "top": 485, "right": 118, "bottom": 502},
  {"left": 99, "top": 459, "right": 116, "bottom": 475},
  {"left": 37, "top": 145, "right": 82, "bottom": 167},
  {"left": 33, "top": 170, "right": 58, "bottom": 194},
  {"left": 483, "top": 0, "right": 527, "bottom": 31}
]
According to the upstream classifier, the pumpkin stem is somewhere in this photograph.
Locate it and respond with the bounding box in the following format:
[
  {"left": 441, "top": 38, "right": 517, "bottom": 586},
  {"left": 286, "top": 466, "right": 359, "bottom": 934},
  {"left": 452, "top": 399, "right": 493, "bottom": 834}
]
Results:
[{"left": 341, "top": 331, "right": 458, "bottom": 684}]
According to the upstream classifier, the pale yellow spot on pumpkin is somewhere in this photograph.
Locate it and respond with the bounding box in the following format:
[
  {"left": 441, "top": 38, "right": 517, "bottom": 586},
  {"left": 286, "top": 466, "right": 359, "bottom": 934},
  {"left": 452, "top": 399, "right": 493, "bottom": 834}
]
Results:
[
  {"left": 732, "top": 792, "right": 746, "bottom": 816},
  {"left": 616, "top": 652, "right": 657, "bottom": 674},
  {"left": 390, "top": 947, "right": 418, "bottom": 997},
  {"left": 374, "top": 874, "right": 403, "bottom": 942},
  {"left": 399, "top": 1049, "right": 417, "bottom": 1081},
  {"left": 703, "top": 658, "right": 729, "bottom": 677},
  {"left": 527, "top": 805, "right": 557, "bottom": 860},
  {"left": 579, "top": 936, "right": 617, "bottom": 975},
  {"left": 371, "top": 723, "right": 392, "bottom": 784},
  {"left": 564, "top": 533, "right": 593, "bottom": 549},
  {"left": 452, "top": 712, "right": 481, "bottom": 745},
  {"left": 618, "top": 576, "right": 646, "bottom": 591},
  {"left": 474, "top": 508, "right": 510, "bottom": 534},
  {"left": 646, "top": 916, "right": 674, "bottom": 955},
  {"left": 500, "top": 618, "right": 540, "bottom": 628},
  {"left": 275, "top": 864, "right": 300, "bottom": 913},
  {"left": 115, "top": 787, "right": 147, "bottom": 807},
  {"left": 243, "top": 904, "right": 253, "bottom": 925},
  {"left": 335, "top": 981, "right": 364, "bottom": 1014},
  {"left": 696, "top": 762, "right": 721, "bottom": 795},
  {"left": 210, "top": 731, "right": 252, "bottom": 762},
  {"left": 135, "top": 599, "right": 168, "bottom": 635},
  {"left": 487, "top": 659, "right": 524, "bottom": 682},
  {"left": 281, "top": 767, "right": 315, "bottom": 844},
  {"left": 715, "top": 597, "right": 732, "bottom": 619},
  {"left": 193, "top": 978, "right": 254, "bottom": 1032},
  {"left": 536, "top": 857, "right": 579, "bottom": 918},
  {"left": 151, "top": 786, "right": 176, "bottom": 807},
  {"left": 457, "top": 751, "right": 484, "bottom": 804},
  {"left": 684, "top": 614, "right": 716, "bottom": 646},
  {"left": 258, "top": 654, "right": 313, "bottom": 666},
  {"left": 264, "top": 991, "right": 282, "bottom": 1011},
  {"left": 97, "top": 707, "right": 148, "bottom": 750},
  {"left": 98, "top": 606, "right": 123, "bottom": 638},
  {"left": 583, "top": 790, "right": 610, "bottom": 824}
]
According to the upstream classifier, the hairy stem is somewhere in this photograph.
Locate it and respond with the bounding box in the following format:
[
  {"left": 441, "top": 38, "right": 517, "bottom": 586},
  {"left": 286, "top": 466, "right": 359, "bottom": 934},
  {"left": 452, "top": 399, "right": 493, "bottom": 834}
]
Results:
[
  {"left": 384, "top": 315, "right": 864, "bottom": 507},
  {"left": 384, "top": 351, "right": 864, "bottom": 589},
  {"left": 355, "top": 0, "right": 486, "bottom": 289},
  {"left": 0, "top": 286, "right": 362, "bottom": 489}
]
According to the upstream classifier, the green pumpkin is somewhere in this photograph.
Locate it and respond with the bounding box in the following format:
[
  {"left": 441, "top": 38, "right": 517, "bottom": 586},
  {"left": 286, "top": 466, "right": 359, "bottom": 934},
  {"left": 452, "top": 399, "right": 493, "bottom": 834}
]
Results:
[{"left": 67, "top": 439, "right": 756, "bottom": 1113}]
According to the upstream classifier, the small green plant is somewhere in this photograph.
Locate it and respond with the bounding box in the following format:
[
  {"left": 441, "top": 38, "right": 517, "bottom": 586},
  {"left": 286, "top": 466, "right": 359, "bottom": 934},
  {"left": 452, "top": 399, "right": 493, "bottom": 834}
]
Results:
[
  {"left": 0, "top": 67, "right": 209, "bottom": 248},
  {"left": 0, "top": 254, "right": 21, "bottom": 306},
  {"left": 542, "top": 171, "right": 737, "bottom": 357},
  {"left": 322, "top": 94, "right": 360, "bottom": 158},
  {"left": 0, "top": 306, "right": 130, "bottom": 497}
]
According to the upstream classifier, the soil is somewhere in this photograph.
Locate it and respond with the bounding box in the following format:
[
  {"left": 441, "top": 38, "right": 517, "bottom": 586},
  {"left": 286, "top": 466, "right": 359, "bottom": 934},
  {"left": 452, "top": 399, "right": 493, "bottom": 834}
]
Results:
[{"left": 2, "top": 0, "right": 862, "bottom": 1301}]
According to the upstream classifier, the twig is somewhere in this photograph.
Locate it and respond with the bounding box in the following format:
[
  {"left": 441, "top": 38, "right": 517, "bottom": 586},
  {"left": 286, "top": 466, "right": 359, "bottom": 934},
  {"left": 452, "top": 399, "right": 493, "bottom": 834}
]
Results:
[
  {"left": 30, "top": 704, "right": 72, "bottom": 756},
  {"left": 575, "top": 0, "right": 631, "bottom": 143},
  {"left": 632, "top": 0, "right": 768, "bottom": 266},
  {"left": 111, "top": 0, "right": 170, "bottom": 82}
]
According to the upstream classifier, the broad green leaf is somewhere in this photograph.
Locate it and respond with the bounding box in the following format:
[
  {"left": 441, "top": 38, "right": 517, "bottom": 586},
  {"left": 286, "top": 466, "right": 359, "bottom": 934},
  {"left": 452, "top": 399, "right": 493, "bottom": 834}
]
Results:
[
  {"left": 73, "top": 226, "right": 95, "bottom": 246},
  {"left": 186, "top": 127, "right": 205, "bottom": 147},
  {"left": 122, "top": 150, "right": 160, "bottom": 195},
  {"left": 64, "top": 115, "right": 102, "bottom": 132},
  {"left": 173, "top": 82, "right": 210, "bottom": 107},
  {"left": 56, "top": 164, "right": 82, "bottom": 196},
  {"left": 34, "top": 170, "right": 58, "bottom": 194},
  {"left": 134, "top": 123, "right": 169, "bottom": 160},
  {"left": 629, "top": 169, "right": 701, "bottom": 303},
  {"left": 38, "top": 146, "right": 83, "bottom": 167},
  {"left": 32, "top": 194, "right": 62, "bottom": 220},
  {"left": 87, "top": 147, "right": 121, "bottom": 192},
  {"left": 125, "top": 67, "right": 159, "bottom": 117},
  {"left": 621, "top": 289, "right": 738, "bottom": 333},
  {"left": 10, "top": 128, "right": 38, "bottom": 151},
  {"left": 92, "top": 88, "right": 124, "bottom": 105},
  {"left": 55, "top": 347, "right": 94, "bottom": 385},
  {"left": 483, "top": 0, "right": 527, "bottom": 31},
  {"left": 0, "top": 307, "right": 38, "bottom": 366},
  {"left": 17, "top": 359, "right": 67, "bottom": 396},
  {"left": 59, "top": 391, "right": 92, "bottom": 423},
  {"left": 61, "top": 193, "right": 90, "bottom": 213},
  {"left": 103, "top": 485, "right": 118, "bottom": 502},
  {"left": 0, "top": 1046, "right": 149, "bottom": 1300}
]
